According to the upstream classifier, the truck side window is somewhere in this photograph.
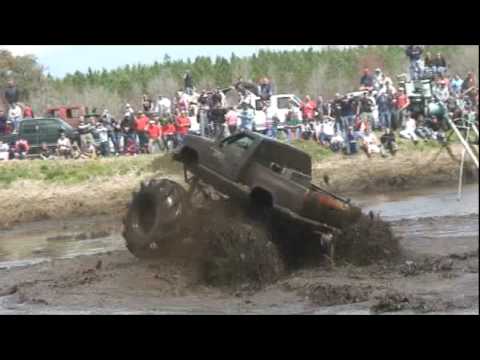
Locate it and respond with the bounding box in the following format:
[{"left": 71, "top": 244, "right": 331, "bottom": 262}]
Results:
[
  {"left": 21, "top": 123, "right": 37, "bottom": 134},
  {"left": 223, "top": 135, "right": 254, "bottom": 151}
]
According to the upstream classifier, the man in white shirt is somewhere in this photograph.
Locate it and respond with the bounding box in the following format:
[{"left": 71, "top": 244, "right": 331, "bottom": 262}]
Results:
[
  {"left": 8, "top": 103, "right": 23, "bottom": 133},
  {"left": 400, "top": 113, "right": 419, "bottom": 143}
]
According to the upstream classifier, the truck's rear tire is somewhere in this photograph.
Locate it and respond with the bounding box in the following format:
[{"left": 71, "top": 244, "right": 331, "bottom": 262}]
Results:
[{"left": 123, "top": 178, "right": 189, "bottom": 259}]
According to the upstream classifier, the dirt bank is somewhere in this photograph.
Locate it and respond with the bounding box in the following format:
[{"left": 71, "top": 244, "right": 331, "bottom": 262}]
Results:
[
  {"left": 0, "top": 144, "right": 476, "bottom": 229},
  {"left": 0, "top": 214, "right": 477, "bottom": 314}
]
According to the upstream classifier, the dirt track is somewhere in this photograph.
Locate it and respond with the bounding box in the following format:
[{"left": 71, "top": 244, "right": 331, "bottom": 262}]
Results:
[{"left": 0, "top": 212, "right": 477, "bottom": 314}]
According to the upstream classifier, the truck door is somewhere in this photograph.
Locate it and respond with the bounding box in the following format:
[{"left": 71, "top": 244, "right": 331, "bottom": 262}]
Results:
[{"left": 18, "top": 120, "right": 39, "bottom": 148}]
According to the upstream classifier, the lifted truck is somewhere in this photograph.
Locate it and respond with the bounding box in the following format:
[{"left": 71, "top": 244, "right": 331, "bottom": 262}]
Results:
[{"left": 123, "top": 131, "right": 362, "bottom": 261}]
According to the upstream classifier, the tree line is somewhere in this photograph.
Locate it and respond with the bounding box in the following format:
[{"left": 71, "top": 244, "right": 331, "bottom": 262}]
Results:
[{"left": 1, "top": 45, "right": 478, "bottom": 118}]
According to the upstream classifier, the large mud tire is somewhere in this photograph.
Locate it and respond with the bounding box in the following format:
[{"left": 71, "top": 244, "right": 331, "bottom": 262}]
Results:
[
  {"left": 123, "top": 179, "right": 189, "bottom": 259},
  {"left": 201, "top": 208, "right": 285, "bottom": 289}
]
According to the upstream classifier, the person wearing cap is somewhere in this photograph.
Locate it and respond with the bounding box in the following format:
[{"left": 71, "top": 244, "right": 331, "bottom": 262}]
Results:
[
  {"left": 393, "top": 88, "right": 410, "bottom": 129},
  {"left": 145, "top": 118, "right": 163, "bottom": 153}
]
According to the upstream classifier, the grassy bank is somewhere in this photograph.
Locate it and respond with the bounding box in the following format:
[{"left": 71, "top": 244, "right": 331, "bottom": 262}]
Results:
[{"left": 0, "top": 142, "right": 476, "bottom": 229}]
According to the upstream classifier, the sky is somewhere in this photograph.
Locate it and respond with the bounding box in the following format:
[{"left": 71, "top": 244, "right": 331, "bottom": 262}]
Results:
[{"left": 0, "top": 45, "right": 352, "bottom": 78}]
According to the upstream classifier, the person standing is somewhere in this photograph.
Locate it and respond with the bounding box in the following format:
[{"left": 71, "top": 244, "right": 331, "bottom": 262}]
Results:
[
  {"left": 184, "top": 71, "right": 193, "bottom": 95},
  {"left": 134, "top": 111, "right": 149, "bottom": 152},
  {"left": 376, "top": 91, "right": 393, "bottom": 130},
  {"left": 360, "top": 68, "right": 374, "bottom": 90},
  {"left": 238, "top": 102, "right": 254, "bottom": 132},
  {"left": 405, "top": 45, "right": 424, "bottom": 80},
  {"left": 393, "top": 88, "right": 410, "bottom": 129},
  {"left": 4, "top": 79, "right": 18, "bottom": 106},
  {"left": 162, "top": 118, "right": 177, "bottom": 151},
  {"left": 23, "top": 104, "right": 34, "bottom": 118},
  {"left": 95, "top": 121, "right": 110, "bottom": 156},
  {"left": 0, "top": 110, "right": 7, "bottom": 135},
  {"left": 301, "top": 95, "right": 316, "bottom": 123},
  {"left": 175, "top": 111, "right": 191, "bottom": 143},
  {"left": 225, "top": 107, "right": 238, "bottom": 136},
  {"left": 145, "top": 118, "right": 163, "bottom": 153},
  {"left": 8, "top": 103, "right": 23, "bottom": 133}
]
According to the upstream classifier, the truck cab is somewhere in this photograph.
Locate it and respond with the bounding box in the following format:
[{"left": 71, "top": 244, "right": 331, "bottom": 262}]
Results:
[{"left": 46, "top": 106, "right": 89, "bottom": 128}]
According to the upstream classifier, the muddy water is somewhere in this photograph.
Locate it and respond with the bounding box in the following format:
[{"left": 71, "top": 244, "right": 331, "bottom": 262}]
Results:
[
  {"left": 0, "top": 216, "right": 123, "bottom": 269},
  {"left": 0, "top": 185, "right": 478, "bottom": 270}
]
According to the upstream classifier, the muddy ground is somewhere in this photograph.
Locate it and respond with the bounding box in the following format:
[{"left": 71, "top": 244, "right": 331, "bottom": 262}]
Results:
[{"left": 0, "top": 185, "right": 477, "bottom": 314}]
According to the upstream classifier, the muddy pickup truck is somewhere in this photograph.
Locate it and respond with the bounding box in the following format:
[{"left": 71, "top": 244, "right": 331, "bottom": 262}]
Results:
[{"left": 123, "top": 130, "right": 362, "bottom": 260}]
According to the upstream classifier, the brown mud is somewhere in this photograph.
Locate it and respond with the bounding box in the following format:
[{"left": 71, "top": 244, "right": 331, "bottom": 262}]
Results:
[{"left": 0, "top": 211, "right": 477, "bottom": 314}]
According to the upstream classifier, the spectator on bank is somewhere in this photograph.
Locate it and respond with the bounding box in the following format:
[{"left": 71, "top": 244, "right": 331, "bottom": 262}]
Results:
[
  {"left": 57, "top": 132, "right": 72, "bottom": 158},
  {"left": 145, "top": 118, "right": 163, "bottom": 153},
  {"left": 394, "top": 88, "right": 410, "bottom": 129},
  {"left": 405, "top": 45, "right": 424, "bottom": 80},
  {"left": 450, "top": 74, "right": 464, "bottom": 97},
  {"left": 301, "top": 95, "right": 316, "bottom": 123},
  {"left": 96, "top": 121, "right": 110, "bottom": 157},
  {"left": 330, "top": 131, "right": 344, "bottom": 152},
  {"left": 0, "top": 110, "right": 7, "bottom": 135},
  {"left": 142, "top": 95, "right": 152, "bottom": 112},
  {"left": 39, "top": 142, "right": 55, "bottom": 160},
  {"left": 134, "top": 111, "right": 149, "bottom": 152},
  {"left": 360, "top": 68, "right": 374, "bottom": 90},
  {"left": 78, "top": 117, "right": 95, "bottom": 149},
  {"left": 380, "top": 128, "right": 398, "bottom": 156},
  {"left": 376, "top": 91, "right": 394, "bottom": 130},
  {"left": 0, "top": 140, "right": 9, "bottom": 161},
  {"left": 162, "top": 119, "right": 177, "bottom": 152},
  {"left": 184, "top": 71, "right": 193, "bottom": 95},
  {"left": 175, "top": 111, "right": 191, "bottom": 143},
  {"left": 259, "top": 77, "right": 273, "bottom": 100},
  {"left": 434, "top": 80, "right": 450, "bottom": 103},
  {"left": 319, "top": 117, "right": 335, "bottom": 146},
  {"left": 14, "top": 138, "right": 29, "bottom": 159},
  {"left": 265, "top": 104, "right": 279, "bottom": 139},
  {"left": 285, "top": 103, "right": 302, "bottom": 142},
  {"left": 400, "top": 112, "right": 419, "bottom": 143},
  {"left": 8, "top": 103, "right": 23, "bottom": 132},
  {"left": 345, "top": 126, "right": 358, "bottom": 155},
  {"left": 225, "top": 107, "right": 238, "bottom": 136},
  {"left": 358, "top": 91, "right": 375, "bottom": 130},
  {"left": 23, "top": 104, "right": 34, "bottom": 118},
  {"left": 433, "top": 53, "right": 447, "bottom": 76},
  {"left": 373, "top": 68, "right": 384, "bottom": 91},
  {"left": 238, "top": 102, "right": 254, "bottom": 131},
  {"left": 315, "top": 96, "right": 327, "bottom": 121},
  {"left": 462, "top": 72, "right": 476, "bottom": 94},
  {"left": 155, "top": 95, "right": 172, "bottom": 117},
  {"left": 361, "top": 128, "right": 382, "bottom": 158},
  {"left": 4, "top": 79, "right": 19, "bottom": 106}
]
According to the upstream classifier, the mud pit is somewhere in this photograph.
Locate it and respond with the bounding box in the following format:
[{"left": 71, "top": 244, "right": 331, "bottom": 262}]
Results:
[{"left": 0, "top": 184, "right": 478, "bottom": 314}]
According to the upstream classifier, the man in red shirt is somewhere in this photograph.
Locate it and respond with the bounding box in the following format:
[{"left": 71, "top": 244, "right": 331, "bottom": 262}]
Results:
[
  {"left": 393, "top": 88, "right": 410, "bottom": 129},
  {"left": 134, "top": 111, "right": 149, "bottom": 151},
  {"left": 301, "top": 95, "right": 316, "bottom": 123},
  {"left": 145, "top": 118, "right": 163, "bottom": 153},
  {"left": 162, "top": 118, "right": 177, "bottom": 151},
  {"left": 175, "top": 111, "right": 191, "bottom": 143}
]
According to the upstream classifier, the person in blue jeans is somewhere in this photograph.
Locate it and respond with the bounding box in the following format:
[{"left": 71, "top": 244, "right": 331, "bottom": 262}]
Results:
[{"left": 376, "top": 92, "right": 393, "bottom": 130}]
